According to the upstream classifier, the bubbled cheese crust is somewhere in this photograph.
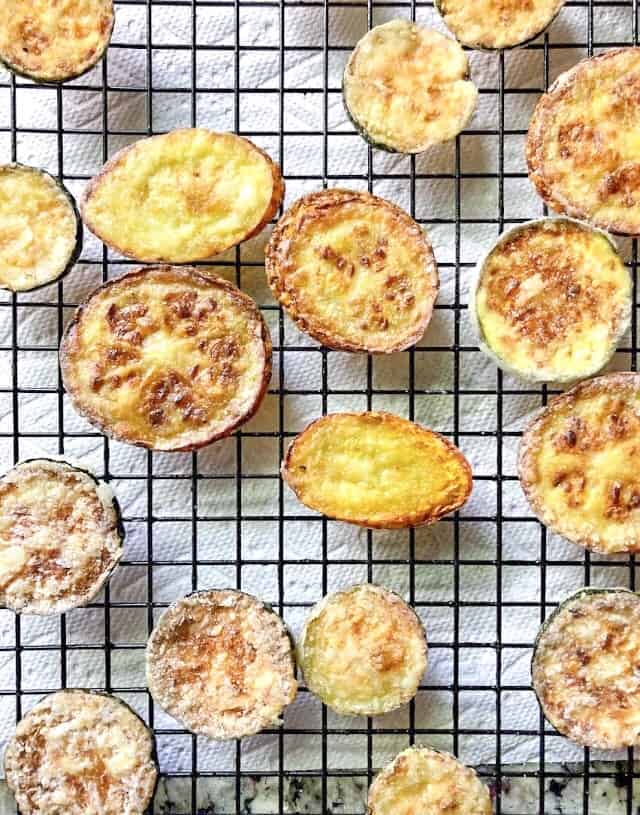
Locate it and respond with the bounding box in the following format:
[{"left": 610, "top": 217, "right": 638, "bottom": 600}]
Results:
[
  {"left": 0, "top": 0, "right": 113, "bottom": 83},
  {"left": 282, "top": 412, "right": 472, "bottom": 529},
  {"left": 472, "top": 218, "right": 630, "bottom": 383},
  {"left": 519, "top": 373, "right": 640, "bottom": 554},
  {"left": 82, "top": 129, "right": 284, "bottom": 263},
  {"left": 0, "top": 459, "right": 123, "bottom": 615},
  {"left": 265, "top": 190, "right": 439, "bottom": 353},
  {"left": 146, "top": 590, "right": 297, "bottom": 740},
  {"left": 437, "top": 0, "right": 565, "bottom": 50},
  {"left": 0, "top": 164, "right": 80, "bottom": 293},
  {"left": 298, "top": 584, "right": 427, "bottom": 716},
  {"left": 527, "top": 48, "right": 640, "bottom": 235},
  {"left": 343, "top": 20, "right": 477, "bottom": 154},
  {"left": 532, "top": 589, "right": 640, "bottom": 749},
  {"left": 4, "top": 690, "right": 157, "bottom": 815},
  {"left": 368, "top": 746, "right": 492, "bottom": 815},
  {"left": 59, "top": 266, "right": 271, "bottom": 451}
]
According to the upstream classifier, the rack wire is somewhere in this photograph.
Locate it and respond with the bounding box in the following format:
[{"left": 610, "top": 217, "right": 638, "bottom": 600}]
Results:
[{"left": 0, "top": 1, "right": 639, "bottom": 813}]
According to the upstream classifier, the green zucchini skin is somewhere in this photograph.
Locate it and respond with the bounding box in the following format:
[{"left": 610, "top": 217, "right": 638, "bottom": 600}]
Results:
[{"left": 341, "top": 74, "right": 401, "bottom": 154}]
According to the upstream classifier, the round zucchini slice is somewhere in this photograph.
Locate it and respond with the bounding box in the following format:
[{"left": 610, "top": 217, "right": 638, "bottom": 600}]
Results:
[
  {"left": 0, "top": 0, "right": 114, "bottom": 84},
  {"left": 282, "top": 412, "right": 472, "bottom": 529},
  {"left": 532, "top": 588, "right": 640, "bottom": 749},
  {"left": 368, "top": 746, "right": 492, "bottom": 815},
  {"left": 265, "top": 189, "right": 439, "bottom": 353},
  {"left": 298, "top": 584, "right": 427, "bottom": 717},
  {"left": 0, "top": 164, "right": 82, "bottom": 293},
  {"left": 82, "top": 129, "right": 284, "bottom": 263},
  {"left": 0, "top": 458, "right": 123, "bottom": 615},
  {"left": 470, "top": 218, "right": 630, "bottom": 383},
  {"left": 527, "top": 48, "right": 640, "bottom": 235},
  {"left": 435, "top": 0, "right": 565, "bottom": 50},
  {"left": 59, "top": 265, "right": 271, "bottom": 452},
  {"left": 146, "top": 589, "right": 297, "bottom": 740},
  {"left": 343, "top": 20, "right": 478, "bottom": 154},
  {"left": 4, "top": 689, "right": 158, "bottom": 815}
]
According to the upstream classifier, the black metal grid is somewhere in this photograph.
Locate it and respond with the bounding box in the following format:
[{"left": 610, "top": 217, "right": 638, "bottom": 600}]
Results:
[{"left": 0, "top": 1, "right": 639, "bottom": 813}]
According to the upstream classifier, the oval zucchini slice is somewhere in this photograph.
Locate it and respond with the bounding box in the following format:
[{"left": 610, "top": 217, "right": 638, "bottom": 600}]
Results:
[
  {"left": 0, "top": 0, "right": 114, "bottom": 83},
  {"left": 265, "top": 189, "right": 439, "bottom": 353},
  {"left": 82, "top": 129, "right": 284, "bottom": 263},
  {"left": 471, "top": 218, "right": 630, "bottom": 383},
  {"left": 0, "top": 164, "right": 82, "bottom": 293},
  {"left": 527, "top": 48, "right": 640, "bottom": 235},
  {"left": 435, "top": 0, "right": 565, "bottom": 50},
  {"left": 343, "top": 20, "right": 477, "bottom": 154},
  {"left": 368, "top": 746, "right": 492, "bottom": 815},
  {"left": 60, "top": 265, "right": 271, "bottom": 451},
  {"left": 518, "top": 372, "right": 640, "bottom": 554},
  {"left": 0, "top": 458, "right": 124, "bottom": 615},
  {"left": 5, "top": 689, "right": 158, "bottom": 815},
  {"left": 282, "top": 412, "right": 472, "bottom": 529},
  {"left": 298, "top": 583, "right": 427, "bottom": 716},
  {"left": 146, "top": 589, "right": 297, "bottom": 740},
  {"left": 532, "top": 587, "right": 640, "bottom": 749}
]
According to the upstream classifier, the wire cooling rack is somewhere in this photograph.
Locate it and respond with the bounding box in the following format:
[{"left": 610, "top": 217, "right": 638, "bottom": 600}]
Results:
[{"left": 0, "top": 1, "right": 639, "bottom": 813}]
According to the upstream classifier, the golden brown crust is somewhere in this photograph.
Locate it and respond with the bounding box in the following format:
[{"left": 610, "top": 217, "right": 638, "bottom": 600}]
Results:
[
  {"left": 265, "top": 189, "right": 439, "bottom": 353},
  {"left": 527, "top": 48, "right": 640, "bottom": 235},
  {"left": 518, "top": 372, "right": 640, "bottom": 554},
  {"left": 146, "top": 589, "right": 297, "bottom": 740},
  {"left": 81, "top": 129, "right": 284, "bottom": 263},
  {"left": 282, "top": 412, "right": 472, "bottom": 529},
  {"left": 60, "top": 265, "right": 272, "bottom": 452}
]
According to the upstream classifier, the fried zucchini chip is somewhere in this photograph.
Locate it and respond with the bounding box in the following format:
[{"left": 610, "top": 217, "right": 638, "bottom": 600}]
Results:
[
  {"left": 532, "top": 588, "right": 640, "bottom": 749},
  {"left": 436, "top": 0, "right": 565, "bottom": 50},
  {"left": 146, "top": 589, "right": 297, "bottom": 740},
  {"left": 282, "top": 412, "right": 472, "bottom": 529},
  {"left": 527, "top": 48, "right": 640, "bottom": 235},
  {"left": 265, "top": 189, "right": 439, "bottom": 353},
  {"left": 519, "top": 372, "right": 640, "bottom": 554},
  {"left": 368, "top": 746, "right": 492, "bottom": 815},
  {"left": 0, "top": 164, "right": 82, "bottom": 293},
  {"left": 298, "top": 584, "right": 427, "bottom": 716},
  {"left": 60, "top": 265, "right": 271, "bottom": 451},
  {"left": 343, "top": 20, "right": 477, "bottom": 153},
  {"left": 0, "top": 458, "right": 123, "bottom": 615},
  {"left": 471, "top": 218, "right": 630, "bottom": 383},
  {"left": 82, "top": 129, "right": 284, "bottom": 262},
  {"left": 0, "top": 0, "right": 114, "bottom": 83},
  {"left": 5, "top": 690, "right": 158, "bottom": 815}
]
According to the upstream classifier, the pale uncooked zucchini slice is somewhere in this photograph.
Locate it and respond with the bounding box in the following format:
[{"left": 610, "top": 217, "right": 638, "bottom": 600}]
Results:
[
  {"left": 518, "top": 372, "right": 640, "bottom": 554},
  {"left": 368, "top": 746, "right": 492, "bottom": 815},
  {"left": 4, "top": 689, "right": 158, "bottom": 815},
  {"left": 527, "top": 48, "right": 640, "bottom": 235},
  {"left": 0, "top": 164, "right": 82, "bottom": 293},
  {"left": 265, "top": 189, "right": 439, "bottom": 353},
  {"left": 532, "top": 588, "right": 640, "bottom": 749},
  {"left": 282, "top": 412, "right": 472, "bottom": 529},
  {"left": 471, "top": 218, "right": 630, "bottom": 383},
  {"left": 146, "top": 589, "right": 297, "bottom": 740},
  {"left": 82, "top": 129, "right": 284, "bottom": 262},
  {"left": 343, "top": 20, "right": 477, "bottom": 153},
  {"left": 298, "top": 584, "right": 427, "bottom": 716},
  {"left": 59, "top": 265, "right": 271, "bottom": 452},
  {"left": 436, "top": 0, "right": 565, "bottom": 50},
  {"left": 0, "top": 0, "right": 114, "bottom": 83},
  {"left": 0, "top": 458, "right": 123, "bottom": 615}
]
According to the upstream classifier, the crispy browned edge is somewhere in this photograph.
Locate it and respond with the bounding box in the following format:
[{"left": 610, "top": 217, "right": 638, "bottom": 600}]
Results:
[
  {"left": 526, "top": 47, "right": 640, "bottom": 236},
  {"left": 517, "top": 371, "right": 640, "bottom": 553},
  {"left": 80, "top": 129, "right": 285, "bottom": 262},
  {"left": 265, "top": 189, "right": 439, "bottom": 353},
  {"left": 281, "top": 411, "right": 473, "bottom": 529},
  {"left": 59, "top": 265, "right": 273, "bottom": 452}
]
